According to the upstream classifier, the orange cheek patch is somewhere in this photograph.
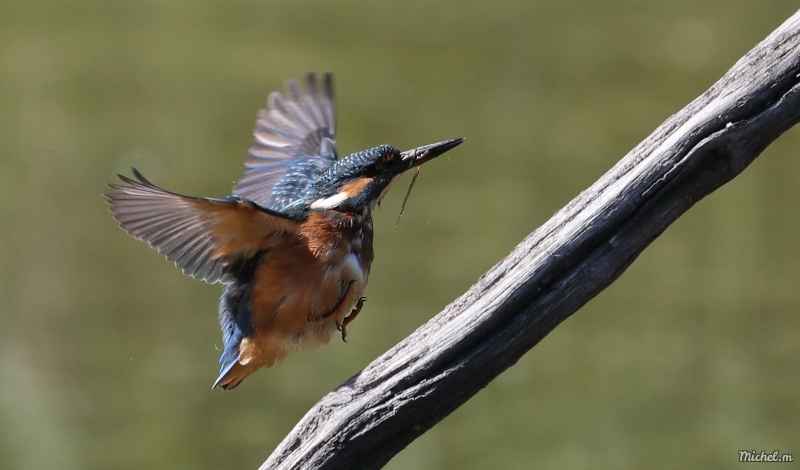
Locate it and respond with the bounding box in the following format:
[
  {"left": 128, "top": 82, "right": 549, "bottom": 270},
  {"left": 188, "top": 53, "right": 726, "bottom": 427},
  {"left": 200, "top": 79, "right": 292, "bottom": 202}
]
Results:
[{"left": 341, "top": 178, "right": 371, "bottom": 197}]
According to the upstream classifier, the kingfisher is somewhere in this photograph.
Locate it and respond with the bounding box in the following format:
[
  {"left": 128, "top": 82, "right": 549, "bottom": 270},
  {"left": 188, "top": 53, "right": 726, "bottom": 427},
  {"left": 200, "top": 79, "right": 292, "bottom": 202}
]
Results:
[{"left": 106, "top": 73, "right": 463, "bottom": 390}]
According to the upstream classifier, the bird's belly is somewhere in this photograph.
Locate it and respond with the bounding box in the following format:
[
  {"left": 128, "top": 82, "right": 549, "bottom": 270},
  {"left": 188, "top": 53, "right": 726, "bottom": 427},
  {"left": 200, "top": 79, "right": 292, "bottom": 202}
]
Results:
[
  {"left": 245, "top": 244, "right": 370, "bottom": 355},
  {"left": 302, "top": 252, "right": 367, "bottom": 347}
]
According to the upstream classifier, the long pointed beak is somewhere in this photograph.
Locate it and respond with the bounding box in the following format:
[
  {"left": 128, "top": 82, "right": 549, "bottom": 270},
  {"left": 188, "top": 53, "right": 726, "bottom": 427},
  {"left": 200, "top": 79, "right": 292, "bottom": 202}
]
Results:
[{"left": 400, "top": 137, "right": 465, "bottom": 168}]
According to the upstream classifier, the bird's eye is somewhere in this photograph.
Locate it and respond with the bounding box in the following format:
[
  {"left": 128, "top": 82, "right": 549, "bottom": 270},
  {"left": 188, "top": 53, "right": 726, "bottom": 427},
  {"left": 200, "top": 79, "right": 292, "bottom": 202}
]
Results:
[{"left": 362, "top": 163, "right": 383, "bottom": 177}]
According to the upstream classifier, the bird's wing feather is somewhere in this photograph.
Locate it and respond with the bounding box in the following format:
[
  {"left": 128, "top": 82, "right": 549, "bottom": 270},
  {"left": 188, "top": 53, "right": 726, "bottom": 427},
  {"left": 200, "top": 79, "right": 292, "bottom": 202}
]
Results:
[
  {"left": 106, "top": 169, "right": 300, "bottom": 284},
  {"left": 234, "top": 73, "right": 337, "bottom": 210}
]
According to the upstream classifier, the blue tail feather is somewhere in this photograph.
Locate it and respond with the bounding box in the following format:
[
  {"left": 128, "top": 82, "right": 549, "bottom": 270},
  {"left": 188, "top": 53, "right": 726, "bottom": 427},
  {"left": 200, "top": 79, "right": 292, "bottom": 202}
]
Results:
[{"left": 214, "top": 279, "right": 254, "bottom": 389}]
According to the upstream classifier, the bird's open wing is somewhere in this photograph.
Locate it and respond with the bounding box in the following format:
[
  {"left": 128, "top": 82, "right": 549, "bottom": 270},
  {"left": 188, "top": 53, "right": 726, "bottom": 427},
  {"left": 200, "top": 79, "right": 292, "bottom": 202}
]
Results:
[
  {"left": 233, "top": 73, "right": 337, "bottom": 210},
  {"left": 106, "top": 170, "right": 301, "bottom": 284}
]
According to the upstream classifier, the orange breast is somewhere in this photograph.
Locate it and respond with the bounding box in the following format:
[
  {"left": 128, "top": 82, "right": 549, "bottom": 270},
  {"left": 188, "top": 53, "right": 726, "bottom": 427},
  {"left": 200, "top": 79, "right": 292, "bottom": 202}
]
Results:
[{"left": 235, "top": 210, "right": 375, "bottom": 373}]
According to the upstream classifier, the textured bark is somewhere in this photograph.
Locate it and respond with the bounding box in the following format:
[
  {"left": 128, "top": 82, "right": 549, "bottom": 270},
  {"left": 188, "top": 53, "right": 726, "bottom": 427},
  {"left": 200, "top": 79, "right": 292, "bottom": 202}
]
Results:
[{"left": 261, "top": 10, "right": 800, "bottom": 470}]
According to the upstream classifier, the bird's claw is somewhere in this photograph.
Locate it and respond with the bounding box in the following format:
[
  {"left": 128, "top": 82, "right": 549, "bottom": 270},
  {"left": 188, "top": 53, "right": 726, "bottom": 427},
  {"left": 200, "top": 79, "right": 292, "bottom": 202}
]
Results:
[{"left": 340, "top": 297, "right": 366, "bottom": 342}]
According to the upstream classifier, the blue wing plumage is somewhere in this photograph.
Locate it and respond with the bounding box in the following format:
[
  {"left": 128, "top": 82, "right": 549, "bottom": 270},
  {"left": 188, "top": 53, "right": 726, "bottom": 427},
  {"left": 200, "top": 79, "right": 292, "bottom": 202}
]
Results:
[{"left": 233, "top": 73, "right": 337, "bottom": 210}]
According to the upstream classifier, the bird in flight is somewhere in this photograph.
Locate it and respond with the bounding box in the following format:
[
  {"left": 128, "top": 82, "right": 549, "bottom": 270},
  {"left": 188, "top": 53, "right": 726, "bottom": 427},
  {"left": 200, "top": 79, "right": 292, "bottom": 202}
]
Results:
[{"left": 106, "top": 73, "right": 463, "bottom": 389}]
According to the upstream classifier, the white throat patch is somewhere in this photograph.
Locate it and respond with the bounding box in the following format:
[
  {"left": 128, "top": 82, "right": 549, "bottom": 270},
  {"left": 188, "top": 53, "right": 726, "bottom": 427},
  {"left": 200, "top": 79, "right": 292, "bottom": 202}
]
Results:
[{"left": 310, "top": 192, "right": 349, "bottom": 210}]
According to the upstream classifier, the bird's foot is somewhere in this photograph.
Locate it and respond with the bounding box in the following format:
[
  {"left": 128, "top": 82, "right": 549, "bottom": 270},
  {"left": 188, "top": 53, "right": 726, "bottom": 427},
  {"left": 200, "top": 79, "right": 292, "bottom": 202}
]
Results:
[{"left": 339, "top": 297, "right": 366, "bottom": 342}]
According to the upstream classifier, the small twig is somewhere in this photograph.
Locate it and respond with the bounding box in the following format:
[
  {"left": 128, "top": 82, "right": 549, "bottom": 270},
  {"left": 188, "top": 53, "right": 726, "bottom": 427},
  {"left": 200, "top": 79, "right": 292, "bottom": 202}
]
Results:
[{"left": 394, "top": 166, "right": 421, "bottom": 226}]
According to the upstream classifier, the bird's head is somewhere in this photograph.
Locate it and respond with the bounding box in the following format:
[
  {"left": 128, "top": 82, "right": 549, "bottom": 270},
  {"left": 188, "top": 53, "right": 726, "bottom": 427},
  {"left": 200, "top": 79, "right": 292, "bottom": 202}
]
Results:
[{"left": 308, "top": 137, "right": 464, "bottom": 213}]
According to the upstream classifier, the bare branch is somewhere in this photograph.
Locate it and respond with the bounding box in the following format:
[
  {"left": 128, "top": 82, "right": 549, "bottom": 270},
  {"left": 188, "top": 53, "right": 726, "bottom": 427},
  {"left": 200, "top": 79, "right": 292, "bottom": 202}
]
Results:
[{"left": 261, "top": 9, "right": 800, "bottom": 470}]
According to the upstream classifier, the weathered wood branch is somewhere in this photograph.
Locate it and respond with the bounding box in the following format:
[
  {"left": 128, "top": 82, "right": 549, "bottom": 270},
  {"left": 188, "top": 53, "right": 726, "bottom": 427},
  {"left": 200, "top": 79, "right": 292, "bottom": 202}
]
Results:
[{"left": 261, "top": 10, "right": 800, "bottom": 470}]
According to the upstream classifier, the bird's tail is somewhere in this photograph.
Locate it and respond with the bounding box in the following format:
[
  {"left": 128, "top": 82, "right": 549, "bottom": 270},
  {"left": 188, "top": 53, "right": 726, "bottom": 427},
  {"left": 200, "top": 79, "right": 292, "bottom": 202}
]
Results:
[{"left": 213, "top": 360, "right": 257, "bottom": 390}]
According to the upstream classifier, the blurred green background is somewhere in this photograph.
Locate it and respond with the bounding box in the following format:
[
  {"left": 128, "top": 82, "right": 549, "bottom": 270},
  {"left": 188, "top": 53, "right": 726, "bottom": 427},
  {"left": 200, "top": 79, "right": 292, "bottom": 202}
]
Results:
[{"left": 1, "top": 1, "right": 799, "bottom": 469}]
